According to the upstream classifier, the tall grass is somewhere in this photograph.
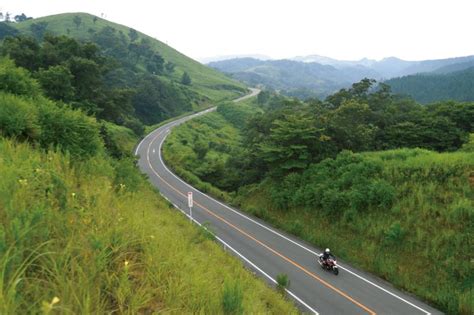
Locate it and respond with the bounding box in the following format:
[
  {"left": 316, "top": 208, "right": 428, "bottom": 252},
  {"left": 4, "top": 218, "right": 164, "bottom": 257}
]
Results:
[{"left": 0, "top": 138, "right": 298, "bottom": 314}]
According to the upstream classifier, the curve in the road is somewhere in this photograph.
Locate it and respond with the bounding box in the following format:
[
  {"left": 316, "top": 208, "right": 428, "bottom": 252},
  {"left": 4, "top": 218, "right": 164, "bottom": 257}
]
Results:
[{"left": 135, "top": 89, "right": 440, "bottom": 315}]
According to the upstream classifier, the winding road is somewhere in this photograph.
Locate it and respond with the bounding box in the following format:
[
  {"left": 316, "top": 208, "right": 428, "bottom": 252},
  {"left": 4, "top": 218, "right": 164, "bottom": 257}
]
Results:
[{"left": 135, "top": 88, "right": 441, "bottom": 315}]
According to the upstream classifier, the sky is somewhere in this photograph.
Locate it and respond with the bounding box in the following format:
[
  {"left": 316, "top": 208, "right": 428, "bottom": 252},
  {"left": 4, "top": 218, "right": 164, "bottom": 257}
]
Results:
[{"left": 1, "top": 0, "right": 473, "bottom": 62}]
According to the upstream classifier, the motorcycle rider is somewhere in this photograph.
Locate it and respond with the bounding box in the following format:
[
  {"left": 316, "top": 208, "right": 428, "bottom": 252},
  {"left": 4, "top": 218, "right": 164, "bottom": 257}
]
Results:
[{"left": 321, "top": 248, "right": 335, "bottom": 265}]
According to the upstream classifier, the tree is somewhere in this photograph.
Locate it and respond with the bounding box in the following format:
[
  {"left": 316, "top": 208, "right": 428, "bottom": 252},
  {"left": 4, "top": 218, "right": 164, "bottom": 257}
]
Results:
[
  {"left": 146, "top": 53, "right": 164, "bottom": 74},
  {"left": 73, "top": 15, "right": 82, "bottom": 29},
  {"left": 1, "top": 35, "right": 41, "bottom": 71},
  {"left": 165, "top": 61, "right": 175, "bottom": 74},
  {"left": 328, "top": 99, "right": 377, "bottom": 152},
  {"left": 181, "top": 71, "right": 191, "bottom": 85},
  {"left": 128, "top": 28, "right": 138, "bottom": 42},
  {"left": 37, "top": 65, "right": 75, "bottom": 102},
  {"left": 29, "top": 22, "right": 48, "bottom": 40},
  {"left": 257, "top": 111, "right": 323, "bottom": 175},
  {"left": 14, "top": 13, "right": 32, "bottom": 22},
  {"left": 0, "top": 22, "right": 20, "bottom": 40},
  {"left": 93, "top": 16, "right": 98, "bottom": 24}
]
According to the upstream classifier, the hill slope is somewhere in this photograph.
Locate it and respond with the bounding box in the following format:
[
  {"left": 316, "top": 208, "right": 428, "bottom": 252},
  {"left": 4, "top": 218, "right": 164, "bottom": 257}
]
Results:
[
  {"left": 385, "top": 67, "right": 474, "bottom": 103},
  {"left": 11, "top": 12, "right": 246, "bottom": 102},
  {"left": 209, "top": 58, "right": 379, "bottom": 98}
]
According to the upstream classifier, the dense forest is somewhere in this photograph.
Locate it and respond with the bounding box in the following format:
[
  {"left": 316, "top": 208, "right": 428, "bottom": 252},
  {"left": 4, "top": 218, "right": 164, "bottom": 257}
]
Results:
[
  {"left": 385, "top": 67, "right": 474, "bottom": 104},
  {"left": 164, "top": 80, "right": 474, "bottom": 314},
  {"left": 0, "top": 18, "right": 297, "bottom": 313}
]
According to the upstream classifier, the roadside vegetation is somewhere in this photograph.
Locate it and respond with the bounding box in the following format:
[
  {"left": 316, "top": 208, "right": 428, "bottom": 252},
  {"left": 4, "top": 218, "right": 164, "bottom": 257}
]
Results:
[
  {"left": 164, "top": 82, "right": 474, "bottom": 314},
  {"left": 0, "top": 30, "right": 298, "bottom": 313}
]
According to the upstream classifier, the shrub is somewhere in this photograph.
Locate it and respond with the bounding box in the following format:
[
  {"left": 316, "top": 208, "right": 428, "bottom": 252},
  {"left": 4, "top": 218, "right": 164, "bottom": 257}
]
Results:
[
  {"left": 0, "top": 92, "right": 41, "bottom": 139},
  {"left": 276, "top": 273, "right": 289, "bottom": 293},
  {"left": 368, "top": 179, "right": 396, "bottom": 209},
  {"left": 37, "top": 99, "right": 102, "bottom": 158},
  {"left": 222, "top": 279, "right": 243, "bottom": 314},
  {"left": 0, "top": 57, "right": 41, "bottom": 97},
  {"left": 384, "top": 222, "right": 405, "bottom": 245}
]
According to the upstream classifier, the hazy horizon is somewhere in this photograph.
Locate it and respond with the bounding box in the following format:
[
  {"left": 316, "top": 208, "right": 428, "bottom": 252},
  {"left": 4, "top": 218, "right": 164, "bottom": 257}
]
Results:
[{"left": 2, "top": 0, "right": 473, "bottom": 62}]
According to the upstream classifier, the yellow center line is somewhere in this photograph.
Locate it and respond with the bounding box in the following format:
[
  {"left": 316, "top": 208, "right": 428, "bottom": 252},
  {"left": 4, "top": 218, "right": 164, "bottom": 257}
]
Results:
[{"left": 146, "top": 130, "right": 376, "bottom": 315}]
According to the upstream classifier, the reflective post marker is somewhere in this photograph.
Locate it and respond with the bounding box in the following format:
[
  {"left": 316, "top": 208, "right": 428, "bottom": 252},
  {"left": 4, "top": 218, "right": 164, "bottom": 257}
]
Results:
[{"left": 188, "top": 192, "right": 193, "bottom": 221}]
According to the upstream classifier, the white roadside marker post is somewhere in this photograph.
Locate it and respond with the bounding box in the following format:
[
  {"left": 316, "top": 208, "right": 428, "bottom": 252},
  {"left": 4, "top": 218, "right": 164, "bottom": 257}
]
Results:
[{"left": 188, "top": 192, "right": 193, "bottom": 222}]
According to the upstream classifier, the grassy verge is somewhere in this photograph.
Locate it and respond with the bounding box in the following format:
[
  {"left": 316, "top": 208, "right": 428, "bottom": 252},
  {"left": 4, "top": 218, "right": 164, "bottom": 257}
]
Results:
[
  {"left": 162, "top": 102, "right": 474, "bottom": 314},
  {"left": 0, "top": 138, "right": 298, "bottom": 314}
]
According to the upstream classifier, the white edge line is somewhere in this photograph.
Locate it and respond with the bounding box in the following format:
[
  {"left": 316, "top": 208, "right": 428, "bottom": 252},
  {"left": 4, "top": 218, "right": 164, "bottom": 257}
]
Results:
[
  {"left": 153, "top": 117, "right": 432, "bottom": 315},
  {"left": 170, "top": 199, "right": 319, "bottom": 315}
]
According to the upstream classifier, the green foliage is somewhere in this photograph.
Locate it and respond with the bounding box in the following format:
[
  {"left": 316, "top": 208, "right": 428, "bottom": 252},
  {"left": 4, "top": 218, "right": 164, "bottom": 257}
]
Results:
[
  {"left": 73, "top": 15, "right": 82, "bottom": 29},
  {"left": 0, "top": 57, "right": 40, "bottom": 97},
  {"left": 222, "top": 279, "right": 244, "bottom": 315},
  {"left": 276, "top": 273, "right": 290, "bottom": 293},
  {"left": 0, "top": 90, "right": 102, "bottom": 158},
  {"left": 9, "top": 12, "right": 246, "bottom": 104},
  {"left": 384, "top": 222, "right": 405, "bottom": 244},
  {"left": 0, "top": 22, "right": 20, "bottom": 40},
  {"left": 0, "top": 92, "right": 40, "bottom": 139},
  {"left": 132, "top": 74, "right": 194, "bottom": 124},
  {"left": 36, "top": 65, "right": 75, "bottom": 101},
  {"left": 0, "top": 138, "right": 297, "bottom": 314},
  {"left": 385, "top": 68, "right": 474, "bottom": 103},
  {"left": 36, "top": 99, "right": 102, "bottom": 158},
  {"left": 181, "top": 71, "right": 192, "bottom": 85}
]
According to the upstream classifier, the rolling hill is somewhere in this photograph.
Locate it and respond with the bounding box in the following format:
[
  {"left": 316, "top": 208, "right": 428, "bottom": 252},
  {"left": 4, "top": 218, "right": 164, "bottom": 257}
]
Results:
[
  {"left": 209, "top": 58, "right": 379, "bottom": 99},
  {"left": 10, "top": 13, "right": 246, "bottom": 103},
  {"left": 209, "top": 54, "right": 474, "bottom": 100},
  {"left": 385, "top": 67, "right": 474, "bottom": 103}
]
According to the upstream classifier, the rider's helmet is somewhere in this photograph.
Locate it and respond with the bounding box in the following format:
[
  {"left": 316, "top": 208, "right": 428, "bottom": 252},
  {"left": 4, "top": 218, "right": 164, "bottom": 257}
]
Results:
[{"left": 325, "top": 248, "right": 330, "bottom": 253}]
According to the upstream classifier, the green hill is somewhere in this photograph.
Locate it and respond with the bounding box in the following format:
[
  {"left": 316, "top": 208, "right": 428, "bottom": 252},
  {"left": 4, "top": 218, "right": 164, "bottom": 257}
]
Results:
[
  {"left": 11, "top": 12, "right": 246, "bottom": 103},
  {"left": 384, "top": 67, "right": 474, "bottom": 104}
]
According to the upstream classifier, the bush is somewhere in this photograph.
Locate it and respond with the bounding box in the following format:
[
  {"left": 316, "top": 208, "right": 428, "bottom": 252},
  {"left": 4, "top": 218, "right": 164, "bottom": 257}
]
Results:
[
  {"left": 37, "top": 99, "right": 102, "bottom": 158},
  {"left": 368, "top": 179, "right": 396, "bottom": 209},
  {"left": 222, "top": 279, "right": 243, "bottom": 314},
  {"left": 0, "top": 57, "right": 41, "bottom": 97},
  {"left": 0, "top": 92, "right": 40, "bottom": 139},
  {"left": 384, "top": 222, "right": 405, "bottom": 245},
  {"left": 276, "top": 273, "right": 289, "bottom": 293}
]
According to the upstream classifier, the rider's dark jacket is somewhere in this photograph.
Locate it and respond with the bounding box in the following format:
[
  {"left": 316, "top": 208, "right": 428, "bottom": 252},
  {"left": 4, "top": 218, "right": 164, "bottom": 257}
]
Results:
[{"left": 322, "top": 252, "right": 335, "bottom": 261}]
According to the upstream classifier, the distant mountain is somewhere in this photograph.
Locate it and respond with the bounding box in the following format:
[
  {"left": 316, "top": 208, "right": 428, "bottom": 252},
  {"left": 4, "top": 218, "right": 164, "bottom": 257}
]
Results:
[
  {"left": 209, "top": 58, "right": 380, "bottom": 98},
  {"left": 291, "top": 54, "right": 376, "bottom": 68},
  {"left": 292, "top": 54, "right": 474, "bottom": 78},
  {"left": 384, "top": 67, "right": 474, "bottom": 104},
  {"left": 199, "top": 54, "right": 271, "bottom": 64},
  {"left": 210, "top": 54, "right": 474, "bottom": 100}
]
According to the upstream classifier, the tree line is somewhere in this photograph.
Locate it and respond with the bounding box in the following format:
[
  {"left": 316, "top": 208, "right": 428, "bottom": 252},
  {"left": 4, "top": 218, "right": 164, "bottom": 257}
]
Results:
[{"left": 215, "top": 79, "right": 474, "bottom": 189}]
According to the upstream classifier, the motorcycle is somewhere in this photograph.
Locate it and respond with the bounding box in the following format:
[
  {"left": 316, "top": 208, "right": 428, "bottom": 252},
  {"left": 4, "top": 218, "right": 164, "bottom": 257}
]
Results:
[{"left": 318, "top": 254, "right": 339, "bottom": 275}]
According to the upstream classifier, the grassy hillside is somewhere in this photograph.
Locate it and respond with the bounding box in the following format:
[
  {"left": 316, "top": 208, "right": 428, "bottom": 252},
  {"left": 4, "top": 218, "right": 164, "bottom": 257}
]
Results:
[
  {"left": 11, "top": 12, "right": 247, "bottom": 102},
  {"left": 0, "top": 138, "right": 298, "bottom": 314},
  {"left": 163, "top": 99, "right": 474, "bottom": 314}
]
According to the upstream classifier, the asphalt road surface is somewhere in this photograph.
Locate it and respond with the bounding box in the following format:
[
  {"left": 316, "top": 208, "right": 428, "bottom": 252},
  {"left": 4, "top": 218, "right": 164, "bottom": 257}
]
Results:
[{"left": 135, "top": 89, "right": 442, "bottom": 315}]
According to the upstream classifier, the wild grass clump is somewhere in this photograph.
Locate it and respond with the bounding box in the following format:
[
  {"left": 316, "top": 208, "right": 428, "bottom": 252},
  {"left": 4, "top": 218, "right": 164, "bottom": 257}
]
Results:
[
  {"left": 222, "top": 279, "right": 244, "bottom": 314},
  {"left": 276, "top": 273, "right": 290, "bottom": 294}
]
